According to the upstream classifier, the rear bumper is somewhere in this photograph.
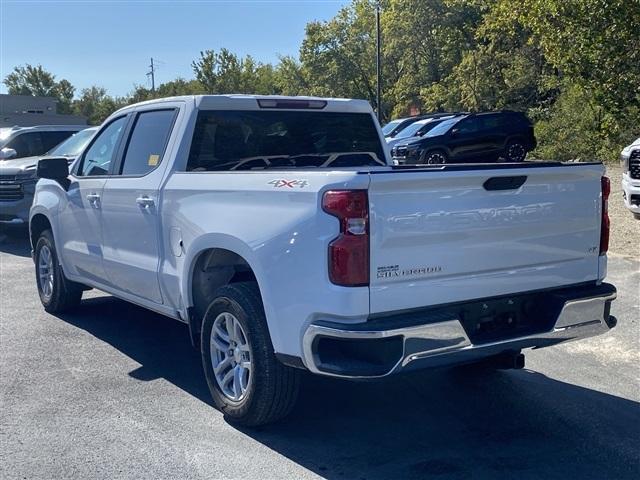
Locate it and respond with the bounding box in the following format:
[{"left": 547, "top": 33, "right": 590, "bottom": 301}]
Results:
[{"left": 302, "top": 283, "right": 617, "bottom": 378}]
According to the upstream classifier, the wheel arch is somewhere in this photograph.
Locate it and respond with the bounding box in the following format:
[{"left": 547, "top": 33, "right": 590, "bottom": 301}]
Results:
[
  {"left": 29, "top": 213, "right": 52, "bottom": 252},
  {"left": 504, "top": 135, "right": 527, "bottom": 148},
  {"left": 182, "top": 239, "right": 269, "bottom": 349}
]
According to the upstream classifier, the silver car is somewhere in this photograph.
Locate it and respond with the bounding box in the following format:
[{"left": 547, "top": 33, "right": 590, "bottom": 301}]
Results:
[
  {"left": 0, "top": 125, "right": 86, "bottom": 161},
  {"left": 0, "top": 127, "right": 98, "bottom": 225}
]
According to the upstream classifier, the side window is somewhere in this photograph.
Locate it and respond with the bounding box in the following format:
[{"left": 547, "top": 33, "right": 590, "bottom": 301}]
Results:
[
  {"left": 119, "top": 110, "right": 175, "bottom": 176},
  {"left": 5, "top": 132, "right": 43, "bottom": 157},
  {"left": 79, "top": 117, "right": 127, "bottom": 176},
  {"left": 41, "top": 131, "right": 75, "bottom": 153},
  {"left": 480, "top": 115, "right": 502, "bottom": 130},
  {"left": 456, "top": 118, "right": 481, "bottom": 134}
]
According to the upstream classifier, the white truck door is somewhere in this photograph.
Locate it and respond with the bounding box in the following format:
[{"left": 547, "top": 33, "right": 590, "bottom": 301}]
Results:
[
  {"left": 56, "top": 116, "right": 129, "bottom": 284},
  {"left": 99, "top": 108, "right": 178, "bottom": 304}
]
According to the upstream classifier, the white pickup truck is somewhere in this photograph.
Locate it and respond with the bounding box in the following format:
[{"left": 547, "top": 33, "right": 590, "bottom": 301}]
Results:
[{"left": 30, "top": 95, "right": 617, "bottom": 426}]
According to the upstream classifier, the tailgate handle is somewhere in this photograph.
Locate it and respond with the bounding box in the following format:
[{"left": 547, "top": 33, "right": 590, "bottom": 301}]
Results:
[{"left": 483, "top": 176, "right": 527, "bottom": 191}]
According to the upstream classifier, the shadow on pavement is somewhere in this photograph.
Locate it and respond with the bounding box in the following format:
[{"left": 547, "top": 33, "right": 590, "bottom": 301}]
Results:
[
  {"left": 0, "top": 225, "right": 31, "bottom": 257},
  {"left": 58, "top": 296, "right": 640, "bottom": 480}
]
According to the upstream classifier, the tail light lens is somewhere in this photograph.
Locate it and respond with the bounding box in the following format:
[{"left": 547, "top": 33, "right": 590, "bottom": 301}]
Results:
[
  {"left": 322, "top": 190, "right": 369, "bottom": 286},
  {"left": 600, "top": 176, "right": 610, "bottom": 255}
]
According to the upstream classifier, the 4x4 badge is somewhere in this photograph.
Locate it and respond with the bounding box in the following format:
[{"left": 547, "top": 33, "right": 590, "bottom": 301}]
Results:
[{"left": 268, "top": 179, "right": 309, "bottom": 188}]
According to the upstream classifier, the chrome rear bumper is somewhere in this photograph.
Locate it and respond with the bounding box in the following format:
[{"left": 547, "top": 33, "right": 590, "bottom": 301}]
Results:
[{"left": 302, "top": 283, "right": 617, "bottom": 379}]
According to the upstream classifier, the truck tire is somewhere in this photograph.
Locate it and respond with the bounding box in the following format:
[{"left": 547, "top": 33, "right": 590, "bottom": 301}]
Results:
[
  {"left": 201, "top": 282, "right": 301, "bottom": 426},
  {"left": 34, "top": 229, "right": 82, "bottom": 313}
]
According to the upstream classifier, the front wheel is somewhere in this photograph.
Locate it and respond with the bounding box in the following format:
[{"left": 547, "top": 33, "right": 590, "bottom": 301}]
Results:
[
  {"left": 201, "top": 282, "right": 301, "bottom": 426},
  {"left": 633, "top": 213, "right": 640, "bottom": 220},
  {"left": 421, "top": 149, "right": 448, "bottom": 165},
  {"left": 35, "top": 230, "right": 82, "bottom": 313}
]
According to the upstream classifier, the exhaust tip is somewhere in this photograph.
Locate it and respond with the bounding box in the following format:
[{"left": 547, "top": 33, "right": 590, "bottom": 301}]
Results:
[{"left": 493, "top": 351, "right": 525, "bottom": 370}]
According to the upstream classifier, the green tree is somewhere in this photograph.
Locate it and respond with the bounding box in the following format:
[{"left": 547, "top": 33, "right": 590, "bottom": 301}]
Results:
[
  {"left": 54, "top": 79, "right": 75, "bottom": 114},
  {"left": 72, "top": 86, "right": 126, "bottom": 125},
  {"left": 129, "top": 78, "right": 206, "bottom": 103},
  {"left": 192, "top": 49, "right": 280, "bottom": 94},
  {"left": 299, "top": 1, "right": 379, "bottom": 113},
  {"left": 3, "top": 64, "right": 76, "bottom": 114},
  {"left": 274, "top": 56, "right": 308, "bottom": 95}
]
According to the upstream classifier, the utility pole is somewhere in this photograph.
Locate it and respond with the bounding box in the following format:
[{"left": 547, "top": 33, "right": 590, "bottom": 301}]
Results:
[
  {"left": 147, "top": 57, "right": 156, "bottom": 93},
  {"left": 375, "top": 2, "right": 382, "bottom": 123}
]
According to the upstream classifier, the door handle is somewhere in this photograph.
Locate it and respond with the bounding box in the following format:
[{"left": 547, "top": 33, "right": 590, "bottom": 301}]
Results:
[
  {"left": 136, "top": 196, "right": 155, "bottom": 208},
  {"left": 483, "top": 176, "right": 527, "bottom": 191},
  {"left": 86, "top": 193, "right": 100, "bottom": 207}
]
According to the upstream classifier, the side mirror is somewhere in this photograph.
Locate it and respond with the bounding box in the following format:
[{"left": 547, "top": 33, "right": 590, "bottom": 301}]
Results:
[
  {"left": 450, "top": 128, "right": 460, "bottom": 136},
  {"left": 37, "top": 157, "right": 70, "bottom": 189},
  {"left": 0, "top": 147, "right": 17, "bottom": 160}
]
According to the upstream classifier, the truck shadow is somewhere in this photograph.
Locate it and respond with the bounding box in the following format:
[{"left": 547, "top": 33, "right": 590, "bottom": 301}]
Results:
[{"left": 57, "top": 296, "right": 640, "bottom": 480}]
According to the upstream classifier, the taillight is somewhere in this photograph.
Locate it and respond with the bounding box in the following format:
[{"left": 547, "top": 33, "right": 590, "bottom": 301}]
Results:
[
  {"left": 322, "top": 190, "right": 369, "bottom": 286},
  {"left": 600, "top": 176, "right": 610, "bottom": 255}
]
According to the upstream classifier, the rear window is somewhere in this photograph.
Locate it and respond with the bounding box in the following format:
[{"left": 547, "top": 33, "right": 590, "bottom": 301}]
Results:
[
  {"left": 186, "top": 110, "right": 385, "bottom": 171},
  {"left": 382, "top": 119, "right": 402, "bottom": 135}
]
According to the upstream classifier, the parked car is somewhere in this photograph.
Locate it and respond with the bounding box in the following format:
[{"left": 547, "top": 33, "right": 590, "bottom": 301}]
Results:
[
  {"left": 0, "top": 127, "right": 97, "bottom": 224},
  {"left": 0, "top": 125, "right": 86, "bottom": 161},
  {"left": 30, "top": 95, "right": 615, "bottom": 426},
  {"left": 386, "top": 115, "right": 460, "bottom": 149},
  {"left": 382, "top": 113, "right": 460, "bottom": 139},
  {"left": 391, "top": 111, "right": 536, "bottom": 164},
  {"left": 620, "top": 137, "right": 640, "bottom": 219}
]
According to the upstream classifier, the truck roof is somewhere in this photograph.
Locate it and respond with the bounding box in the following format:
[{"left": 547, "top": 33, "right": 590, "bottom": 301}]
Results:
[{"left": 114, "top": 95, "right": 374, "bottom": 115}]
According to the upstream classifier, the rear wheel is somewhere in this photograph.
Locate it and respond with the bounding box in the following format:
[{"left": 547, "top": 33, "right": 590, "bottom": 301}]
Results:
[
  {"left": 505, "top": 140, "right": 527, "bottom": 162},
  {"left": 201, "top": 282, "right": 301, "bottom": 426},
  {"left": 422, "top": 149, "right": 448, "bottom": 165},
  {"left": 35, "top": 230, "right": 82, "bottom": 313}
]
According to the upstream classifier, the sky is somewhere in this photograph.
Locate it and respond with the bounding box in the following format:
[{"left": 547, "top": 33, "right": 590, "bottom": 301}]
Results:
[{"left": 0, "top": 0, "right": 348, "bottom": 97}]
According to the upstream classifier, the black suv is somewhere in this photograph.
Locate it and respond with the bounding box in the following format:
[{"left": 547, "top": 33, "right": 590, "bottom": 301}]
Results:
[{"left": 391, "top": 111, "right": 536, "bottom": 164}]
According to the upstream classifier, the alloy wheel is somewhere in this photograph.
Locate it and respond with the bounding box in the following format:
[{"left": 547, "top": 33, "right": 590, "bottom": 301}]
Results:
[
  {"left": 210, "top": 312, "right": 252, "bottom": 402},
  {"left": 507, "top": 143, "right": 526, "bottom": 162},
  {"left": 38, "top": 245, "right": 54, "bottom": 301},
  {"left": 426, "top": 152, "right": 446, "bottom": 164}
]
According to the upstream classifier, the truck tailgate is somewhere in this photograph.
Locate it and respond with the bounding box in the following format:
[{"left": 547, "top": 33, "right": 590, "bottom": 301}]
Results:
[{"left": 367, "top": 164, "right": 604, "bottom": 314}]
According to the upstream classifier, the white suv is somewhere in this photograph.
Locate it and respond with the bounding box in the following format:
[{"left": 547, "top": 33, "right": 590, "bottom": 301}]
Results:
[{"left": 621, "top": 137, "right": 640, "bottom": 219}]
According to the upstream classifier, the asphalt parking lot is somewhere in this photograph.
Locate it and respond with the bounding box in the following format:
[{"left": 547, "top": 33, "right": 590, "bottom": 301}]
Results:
[{"left": 0, "top": 227, "right": 638, "bottom": 480}]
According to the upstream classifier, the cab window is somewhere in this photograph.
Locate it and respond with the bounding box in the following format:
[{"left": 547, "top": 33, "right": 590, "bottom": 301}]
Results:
[
  {"left": 119, "top": 110, "right": 176, "bottom": 176},
  {"left": 78, "top": 117, "right": 127, "bottom": 176}
]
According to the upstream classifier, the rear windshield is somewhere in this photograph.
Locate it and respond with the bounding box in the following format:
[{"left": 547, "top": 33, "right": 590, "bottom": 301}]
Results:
[
  {"left": 186, "top": 110, "right": 386, "bottom": 171},
  {"left": 382, "top": 119, "right": 402, "bottom": 135},
  {"left": 423, "top": 117, "right": 461, "bottom": 137},
  {"left": 395, "top": 120, "right": 430, "bottom": 139}
]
